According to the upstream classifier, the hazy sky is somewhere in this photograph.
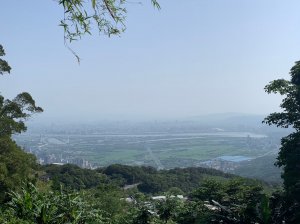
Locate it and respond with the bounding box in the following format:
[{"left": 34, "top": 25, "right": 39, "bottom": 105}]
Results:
[{"left": 1, "top": 0, "right": 300, "bottom": 121}]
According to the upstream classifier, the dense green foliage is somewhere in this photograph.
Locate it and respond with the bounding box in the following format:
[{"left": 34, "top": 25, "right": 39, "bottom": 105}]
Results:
[
  {"left": 191, "top": 179, "right": 269, "bottom": 223},
  {"left": 0, "top": 45, "right": 42, "bottom": 203},
  {"left": 43, "top": 164, "right": 106, "bottom": 190},
  {"left": 0, "top": 92, "right": 43, "bottom": 137},
  {"left": 264, "top": 61, "right": 300, "bottom": 223},
  {"left": 101, "top": 164, "right": 236, "bottom": 194},
  {"left": 0, "top": 177, "right": 274, "bottom": 224},
  {"left": 41, "top": 163, "right": 237, "bottom": 195},
  {"left": 0, "top": 137, "right": 37, "bottom": 202},
  {"left": 0, "top": 162, "right": 274, "bottom": 223},
  {"left": 232, "top": 154, "right": 282, "bottom": 184},
  {"left": 0, "top": 183, "right": 107, "bottom": 224}
]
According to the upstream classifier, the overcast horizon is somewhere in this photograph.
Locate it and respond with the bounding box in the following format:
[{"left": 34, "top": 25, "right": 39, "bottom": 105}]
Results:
[
  {"left": 25, "top": 112, "right": 270, "bottom": 126},
  {"left": 1, "top": 0, "right": 300, "bottom": 122}
]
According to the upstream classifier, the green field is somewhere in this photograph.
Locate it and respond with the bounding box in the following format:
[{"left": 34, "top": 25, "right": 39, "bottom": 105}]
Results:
[{"left": 14, "top": 132, "right": 278, "bottom": 169}]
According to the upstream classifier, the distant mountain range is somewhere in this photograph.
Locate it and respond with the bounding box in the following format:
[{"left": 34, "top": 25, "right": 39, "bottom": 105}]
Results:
[
  {"left": 185, "top": 113, "right": 292, "bottom": 134},
  {"left": 188, "top": 113, "right": 265, "bottom": 125}
]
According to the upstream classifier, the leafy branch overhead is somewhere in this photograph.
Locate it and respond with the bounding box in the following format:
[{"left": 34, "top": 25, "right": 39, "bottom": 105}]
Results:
[{"left": 58, "top": 0, "right": 160, "bottom": 42}]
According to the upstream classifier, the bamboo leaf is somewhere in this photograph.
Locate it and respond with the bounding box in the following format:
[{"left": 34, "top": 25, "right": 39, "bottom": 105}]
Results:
[{"left": 92, "top": 0, "right": 96, "bottom": 8}]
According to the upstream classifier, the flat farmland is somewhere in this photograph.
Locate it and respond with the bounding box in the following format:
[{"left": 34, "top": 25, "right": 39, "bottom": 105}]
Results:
[{"left": 14, "top": 131, "right": 278, "bottom": 169}]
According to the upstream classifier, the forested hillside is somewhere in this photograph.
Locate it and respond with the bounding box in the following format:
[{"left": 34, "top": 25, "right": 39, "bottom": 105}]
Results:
[
  {"left": 232, "top": 154, "right": 282, "bottom": 184},
  {"left": 0, "top": 162, "right": 278, "bottom": 224},
  {"left": 42, "top": 163, "right": 237, "bottom": 194},
  {"left": 1, "top": 0, "right": 300, "bottom": 223}
]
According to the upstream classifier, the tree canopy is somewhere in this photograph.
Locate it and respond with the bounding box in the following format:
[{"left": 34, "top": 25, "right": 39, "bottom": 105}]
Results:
[
  {"left": 0, "top": 45, "right": 43, "bottom": 202},
  {"left": 264, "top": 61, "right": 300, "bottom": 223},
  {"left": 0, "top": 45, "right": 43, "bottom": 138},
  {"left": 0, "top": 45, "right": 11, "bottom": 75}
]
